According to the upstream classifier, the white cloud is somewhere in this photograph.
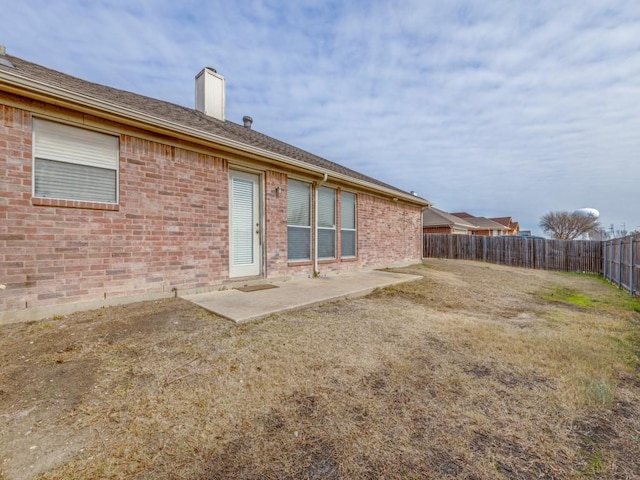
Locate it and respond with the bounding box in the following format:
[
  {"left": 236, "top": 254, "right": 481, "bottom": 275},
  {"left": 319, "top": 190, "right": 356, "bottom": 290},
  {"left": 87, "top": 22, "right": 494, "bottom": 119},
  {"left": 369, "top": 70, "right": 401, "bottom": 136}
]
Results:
[{"left": 3, "top": 0, "right": 640, "bottom": 234}]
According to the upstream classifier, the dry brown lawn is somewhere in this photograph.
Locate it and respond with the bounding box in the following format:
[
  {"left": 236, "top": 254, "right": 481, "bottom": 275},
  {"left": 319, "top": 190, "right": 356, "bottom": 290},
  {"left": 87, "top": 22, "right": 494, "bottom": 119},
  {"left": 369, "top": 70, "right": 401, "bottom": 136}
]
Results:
[{"left": 1, "top": 259, "right": 639, "bottom": 479}]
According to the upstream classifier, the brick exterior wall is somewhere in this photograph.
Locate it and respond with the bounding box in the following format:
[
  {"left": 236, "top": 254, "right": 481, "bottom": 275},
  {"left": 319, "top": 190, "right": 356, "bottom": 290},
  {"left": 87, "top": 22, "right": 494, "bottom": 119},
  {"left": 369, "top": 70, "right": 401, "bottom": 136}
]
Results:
[
  {"left": 1, "top": 100, "right": 231, "bottom": 321},
  {"left": 1, "top": 96, "right": 424, "bottom": 323},
  {"left": 423, "top": 226, "right": 454, "bottom": 234},
  {"left": 264, "top": 170, "right": 288, "bottom": 278},
  {"left": 357, "top": 194, "right": 422, "bottom": 269}
]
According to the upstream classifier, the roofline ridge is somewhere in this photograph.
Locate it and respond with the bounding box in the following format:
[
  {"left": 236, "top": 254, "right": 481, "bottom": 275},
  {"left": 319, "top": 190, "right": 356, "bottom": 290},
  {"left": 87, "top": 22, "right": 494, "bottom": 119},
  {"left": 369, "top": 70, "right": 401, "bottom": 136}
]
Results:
[{"left": 1, "top": 59, "right": 430, "bottom": 206}]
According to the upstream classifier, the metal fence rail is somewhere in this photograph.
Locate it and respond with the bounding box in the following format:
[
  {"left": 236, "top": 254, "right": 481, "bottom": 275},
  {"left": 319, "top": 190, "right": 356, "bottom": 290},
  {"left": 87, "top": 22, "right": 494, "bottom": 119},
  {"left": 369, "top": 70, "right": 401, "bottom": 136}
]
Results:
[
  {"left": 423, "top": 234, "right": 602, "bottom": 274},
  {"left": 602, "top": 234, "right": 640, "bottom": 297}
]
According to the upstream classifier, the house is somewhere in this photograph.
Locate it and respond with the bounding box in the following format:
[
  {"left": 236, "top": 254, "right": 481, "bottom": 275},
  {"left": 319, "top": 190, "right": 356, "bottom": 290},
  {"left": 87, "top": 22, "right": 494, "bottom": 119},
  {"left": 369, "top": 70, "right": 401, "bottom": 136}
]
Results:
[
  {"left": 0, "top": 47, "right": 430, "bottom": 324},
  {"left": 423, "top": 207, "right": 478, "bottom": 234},
  {"left": 489, "top": 216, "right": 519, "bottom": 235},
  {"left": 450, "top": 213, "right": 509, "bottom": 236}
]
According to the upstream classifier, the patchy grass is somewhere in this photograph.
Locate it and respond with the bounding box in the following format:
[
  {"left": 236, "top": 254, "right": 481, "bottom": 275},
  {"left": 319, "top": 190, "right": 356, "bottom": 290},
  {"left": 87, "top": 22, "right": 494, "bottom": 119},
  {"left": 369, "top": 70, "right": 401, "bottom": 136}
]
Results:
[
  {"left": 542, "top": 286, "right": 599, "bottom": 309},
  {"left": 0, "top": 259, "right": 639, "bottom": 479}
]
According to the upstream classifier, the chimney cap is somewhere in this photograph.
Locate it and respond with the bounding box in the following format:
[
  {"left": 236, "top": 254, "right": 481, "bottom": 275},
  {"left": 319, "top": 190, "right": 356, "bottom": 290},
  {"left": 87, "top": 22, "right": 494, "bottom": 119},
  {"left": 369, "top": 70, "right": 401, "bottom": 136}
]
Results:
[{"left": 243, "top": 116, "right": 253, "bottom": 129}]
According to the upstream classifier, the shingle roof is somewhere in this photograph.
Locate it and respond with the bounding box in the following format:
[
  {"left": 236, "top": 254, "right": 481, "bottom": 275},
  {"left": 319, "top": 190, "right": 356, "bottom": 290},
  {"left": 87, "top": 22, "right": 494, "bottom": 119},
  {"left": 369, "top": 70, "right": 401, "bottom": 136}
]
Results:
[
  {"left": 1, "top": 54, "right": 428, "bottom": 204},
  {"left": 423, "top": 207, "right": 478, "bottom": 229},
  {"left": 464, "top": 217, "right": 508, "bottom": 231},
  {"left": 450, "top": 212, "right": 474, "bottom": 218},
  {"left": 489, "top": 216, "right": 512, "bottom": 227},
  {"left": 490, "top": 217, "right": 519, "bottom": 232}
]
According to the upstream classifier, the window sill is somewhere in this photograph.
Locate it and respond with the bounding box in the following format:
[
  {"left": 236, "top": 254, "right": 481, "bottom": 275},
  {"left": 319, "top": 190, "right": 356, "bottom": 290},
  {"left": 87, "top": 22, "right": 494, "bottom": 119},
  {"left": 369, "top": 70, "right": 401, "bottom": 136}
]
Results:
[
  {"left": 287, "top": 260, "right": 312, "bottom": 267},
  {"left": 340, "top": 257, "right": 358, "bottom": 262},
  {"left": 32, "top": 197, "right": 120, "bottom": 211},
  {"left": 318, "top": 258, "right": 337, "bottom": 264}
]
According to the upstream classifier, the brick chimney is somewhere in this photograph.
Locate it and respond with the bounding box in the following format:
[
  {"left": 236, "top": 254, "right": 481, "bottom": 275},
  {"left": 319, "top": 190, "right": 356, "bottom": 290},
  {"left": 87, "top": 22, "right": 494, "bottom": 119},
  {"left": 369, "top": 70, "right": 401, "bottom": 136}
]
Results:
[{"left": 195, "top": 67, "right": 225, "bottom": 121}]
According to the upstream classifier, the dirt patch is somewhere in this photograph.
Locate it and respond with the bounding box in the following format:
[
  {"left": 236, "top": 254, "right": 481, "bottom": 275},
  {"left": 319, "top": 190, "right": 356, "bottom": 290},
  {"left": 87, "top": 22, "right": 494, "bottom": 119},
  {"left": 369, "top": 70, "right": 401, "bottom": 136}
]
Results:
[
  {"left": 1, "top": 260, "right": 639, "bottom": 479},
  {"left": 0, "top": 299, "right": 225, "bottom": 480}
]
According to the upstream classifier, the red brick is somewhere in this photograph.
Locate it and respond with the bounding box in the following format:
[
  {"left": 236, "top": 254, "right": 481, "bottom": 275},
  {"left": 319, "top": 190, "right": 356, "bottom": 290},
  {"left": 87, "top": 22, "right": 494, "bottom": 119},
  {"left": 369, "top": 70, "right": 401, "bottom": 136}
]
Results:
[{"left": 1, "top": 99, "right": 423, "bottom": 319}]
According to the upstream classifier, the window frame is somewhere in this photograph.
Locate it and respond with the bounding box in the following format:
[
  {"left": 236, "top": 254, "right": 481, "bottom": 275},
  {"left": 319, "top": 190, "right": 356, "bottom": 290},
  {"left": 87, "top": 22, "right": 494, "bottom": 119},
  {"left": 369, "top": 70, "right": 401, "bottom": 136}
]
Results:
[
  {"left": 340, "top": 190, "right": 357, "bottom": 258},
  {"left": 32, "top": 118, "right": 119, "bottom": 205},
  {"left": 317, "top": 186, "right": 336, "bottom": 260},
  {"left": 287, "top": 178, "right": 312, "bottom": 262}
]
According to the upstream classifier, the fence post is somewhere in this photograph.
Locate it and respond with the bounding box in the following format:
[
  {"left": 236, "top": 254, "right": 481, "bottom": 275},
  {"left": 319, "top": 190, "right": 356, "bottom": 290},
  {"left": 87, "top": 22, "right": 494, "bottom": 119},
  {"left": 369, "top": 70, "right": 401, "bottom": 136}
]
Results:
[
  {"left": 610, "top": 240, "right": 614, "bottom": 284},
  {"left": 630, "top": 236, "right": 634, "bottom": 297},
  {"left": 617, "top": 239, "right": 622, "bottom": 289}
]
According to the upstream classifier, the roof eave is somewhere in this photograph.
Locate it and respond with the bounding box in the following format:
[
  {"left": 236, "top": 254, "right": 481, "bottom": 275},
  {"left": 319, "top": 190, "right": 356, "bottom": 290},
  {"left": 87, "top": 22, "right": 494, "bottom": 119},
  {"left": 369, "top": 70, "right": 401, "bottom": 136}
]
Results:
[{"left": 0, "top": 69, "right": 430, "bottom": 207}]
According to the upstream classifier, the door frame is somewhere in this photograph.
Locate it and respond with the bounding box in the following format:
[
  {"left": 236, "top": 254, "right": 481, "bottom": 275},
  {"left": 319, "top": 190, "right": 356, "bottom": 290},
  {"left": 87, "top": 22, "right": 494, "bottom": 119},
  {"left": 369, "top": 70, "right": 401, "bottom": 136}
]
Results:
[{"left": 228, "top": 169, "right": 263, "bottom": 278}]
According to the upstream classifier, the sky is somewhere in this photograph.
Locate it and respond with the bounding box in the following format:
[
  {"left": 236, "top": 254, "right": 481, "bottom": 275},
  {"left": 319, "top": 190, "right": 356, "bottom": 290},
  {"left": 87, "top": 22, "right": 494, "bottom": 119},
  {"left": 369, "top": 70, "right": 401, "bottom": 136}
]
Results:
[{"left": 3, "top": 0, "right": 640, "bottom": 235}]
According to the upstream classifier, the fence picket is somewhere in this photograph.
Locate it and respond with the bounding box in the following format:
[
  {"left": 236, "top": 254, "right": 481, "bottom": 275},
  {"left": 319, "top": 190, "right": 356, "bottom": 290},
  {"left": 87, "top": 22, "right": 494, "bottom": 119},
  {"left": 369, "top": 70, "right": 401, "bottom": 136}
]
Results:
[{"left": 601, "top": 234, "right": 640, "bottom": 297}]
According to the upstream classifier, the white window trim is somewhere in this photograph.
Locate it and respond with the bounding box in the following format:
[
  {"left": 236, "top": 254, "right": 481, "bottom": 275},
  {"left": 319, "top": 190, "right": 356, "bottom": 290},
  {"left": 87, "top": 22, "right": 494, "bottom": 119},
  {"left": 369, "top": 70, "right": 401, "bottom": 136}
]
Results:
[
  {"left": 33, "top": 118, "right": 119, "bottom": 204},
  {"left": 287, "top": 178, "right": 312, "bottom": 262},
  {"left": 340, "top": 190, "right": 357, "bottom": 258},
  {"left": 317, "top": 186, "right": 336, "bottom": 260}
]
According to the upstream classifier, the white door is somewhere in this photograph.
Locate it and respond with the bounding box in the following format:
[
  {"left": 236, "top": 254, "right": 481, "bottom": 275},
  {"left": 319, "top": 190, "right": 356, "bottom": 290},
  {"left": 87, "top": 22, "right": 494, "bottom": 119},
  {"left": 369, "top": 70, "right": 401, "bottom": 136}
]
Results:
[{"left": 229, "top": 170, "right": 261, "bottom": 277}]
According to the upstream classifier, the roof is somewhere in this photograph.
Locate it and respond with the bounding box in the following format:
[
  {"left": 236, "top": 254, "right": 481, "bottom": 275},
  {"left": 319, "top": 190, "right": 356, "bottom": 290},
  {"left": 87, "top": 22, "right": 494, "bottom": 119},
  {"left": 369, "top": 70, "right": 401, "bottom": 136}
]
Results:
[
  {"left": 0, "top": 52, "right": 429, "bottom": 206},
  {"left": 462, "top": 216, "right": 508, "bottom": 231},
  {"left": 423, "top": 207, "right": 478, "bottom": 229},
  {"left": 450, "top": 212, "right": 474, "bottom": 219},
  {"left": 451, "top": 212, "right": 511, "bottom": 231},
  {"left": 489, "top": 216, "right": 513, "bottom": 227},
  {"left": 490, "top": 217, "right": 519, "bottom": 231}
]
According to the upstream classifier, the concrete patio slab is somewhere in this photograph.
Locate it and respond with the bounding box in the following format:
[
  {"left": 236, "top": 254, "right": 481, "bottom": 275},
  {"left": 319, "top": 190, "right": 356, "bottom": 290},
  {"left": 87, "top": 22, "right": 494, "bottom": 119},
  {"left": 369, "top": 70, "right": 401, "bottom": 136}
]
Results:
[{"left": 181, "top": 270, "right": 422, "bottom": 323}]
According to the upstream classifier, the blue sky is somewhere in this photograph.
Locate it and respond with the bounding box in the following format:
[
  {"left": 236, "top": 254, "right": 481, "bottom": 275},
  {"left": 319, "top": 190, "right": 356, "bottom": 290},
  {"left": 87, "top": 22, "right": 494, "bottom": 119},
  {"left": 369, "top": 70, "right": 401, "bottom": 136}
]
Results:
[{"left": 4, "top": 0, "right": 640, "bottom": 235}]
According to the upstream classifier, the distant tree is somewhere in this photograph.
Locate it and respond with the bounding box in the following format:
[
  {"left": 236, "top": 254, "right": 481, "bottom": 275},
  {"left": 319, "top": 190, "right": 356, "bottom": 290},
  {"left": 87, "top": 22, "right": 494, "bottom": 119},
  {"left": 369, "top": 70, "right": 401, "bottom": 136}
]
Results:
[
  {"left": 588, "top": 228, "right": 610, "bottom": 241},
  {"left": 615, "top": 228, "right": 640, "bottom": 238},
  {"left": 539, "top": 211, "right": 600, "bottom": 240}
]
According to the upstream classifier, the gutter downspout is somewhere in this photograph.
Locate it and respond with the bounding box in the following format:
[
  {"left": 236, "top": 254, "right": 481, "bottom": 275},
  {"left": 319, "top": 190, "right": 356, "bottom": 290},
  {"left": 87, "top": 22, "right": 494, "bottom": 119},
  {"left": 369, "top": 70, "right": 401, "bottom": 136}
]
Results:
[{"left": 314, "top": 173, "right": 329, "bottom": 276}]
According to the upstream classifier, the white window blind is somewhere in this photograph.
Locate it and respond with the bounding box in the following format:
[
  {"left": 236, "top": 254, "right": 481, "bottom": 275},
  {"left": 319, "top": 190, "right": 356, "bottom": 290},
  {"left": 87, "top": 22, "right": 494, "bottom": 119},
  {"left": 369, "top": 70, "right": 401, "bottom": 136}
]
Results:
[
  {"left": 287, "top": 179, "right": 311, "bottom": 261},
  {"left": 231, "top": 177, "right": 254, "bottom": 265},
  {"left": 33, "top": 119, "right": 118, "bottom": 203},
  {"left": 341, "top": 191, "right": 357, "bottom": 257},
  {"left": 317, "top": 186, "right": 336, "bottom": 259}
]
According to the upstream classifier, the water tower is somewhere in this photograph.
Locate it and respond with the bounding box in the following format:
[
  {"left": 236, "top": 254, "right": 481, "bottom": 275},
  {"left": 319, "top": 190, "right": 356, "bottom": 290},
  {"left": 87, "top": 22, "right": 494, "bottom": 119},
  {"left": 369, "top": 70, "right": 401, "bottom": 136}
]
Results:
[{"left": 573, "top": 208, "right": 600, "bottom": 219}]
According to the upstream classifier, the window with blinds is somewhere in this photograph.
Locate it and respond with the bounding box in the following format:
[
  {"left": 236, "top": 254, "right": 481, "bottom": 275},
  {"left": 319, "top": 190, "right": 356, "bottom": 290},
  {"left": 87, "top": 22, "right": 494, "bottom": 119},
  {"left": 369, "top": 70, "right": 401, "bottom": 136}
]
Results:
[
  {"left": 33, "top": 119, "right": 119, "bottom": 203},
  {"left": 287, "top": 179, "right": 311, "bottom": 261},
  {"left": 341, "top": 191, "right": 357, "bottom": 257},
  {"left": 317, "top": 186, "right": 336, "bottom": 259}
]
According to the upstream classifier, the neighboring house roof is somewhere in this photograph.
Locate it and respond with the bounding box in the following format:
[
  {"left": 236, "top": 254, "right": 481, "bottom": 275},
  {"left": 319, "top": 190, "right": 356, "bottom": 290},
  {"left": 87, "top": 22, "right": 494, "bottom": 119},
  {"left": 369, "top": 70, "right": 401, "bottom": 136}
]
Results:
[
  {"left": 464, "top": 216, "right": 509, "bottom": 231},
  {"left": 450, "top": 212, "right": 474, "bottom": 219},
  {"left": 489, "top": 216, "right": 512, "bottom": 227},
  {"left": 451, "top": 212, "right": 512, "bottom": 232},
  {"left": 490, "top": 216, "right": 519, "bottom": 231},
  {"left": 423, "top": 207, "right": 478, "bottom": 229},
  {"left": 0, "top": 53, "right": 429, "bottom": 206}
]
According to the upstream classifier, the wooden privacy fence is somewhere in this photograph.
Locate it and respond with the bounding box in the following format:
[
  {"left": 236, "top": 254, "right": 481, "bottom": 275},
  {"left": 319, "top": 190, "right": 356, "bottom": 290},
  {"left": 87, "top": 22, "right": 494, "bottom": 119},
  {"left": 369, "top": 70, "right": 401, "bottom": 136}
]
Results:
[
  {"left": 423, "top": 234, "right": 602, "bottom": 274},
  {"left": 602, "top": 234, "right": 640, "bottom": 297}
]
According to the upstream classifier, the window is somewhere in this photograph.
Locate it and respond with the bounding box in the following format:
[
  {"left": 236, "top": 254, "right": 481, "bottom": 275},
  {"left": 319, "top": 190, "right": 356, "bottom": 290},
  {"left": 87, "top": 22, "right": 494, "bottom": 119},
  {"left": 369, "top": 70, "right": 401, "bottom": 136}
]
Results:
[
  {"left": 317, "top": 186, "right": 336, "bottom": 259},
  {"left": 287, "top": 179, "right": 311, "bottom": 261},
  {"left": 33, "top": 119, "right": 119, "bottom": 203},
  {"left": 341, "top": 191, "right": 357, "bottom": 257}
]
